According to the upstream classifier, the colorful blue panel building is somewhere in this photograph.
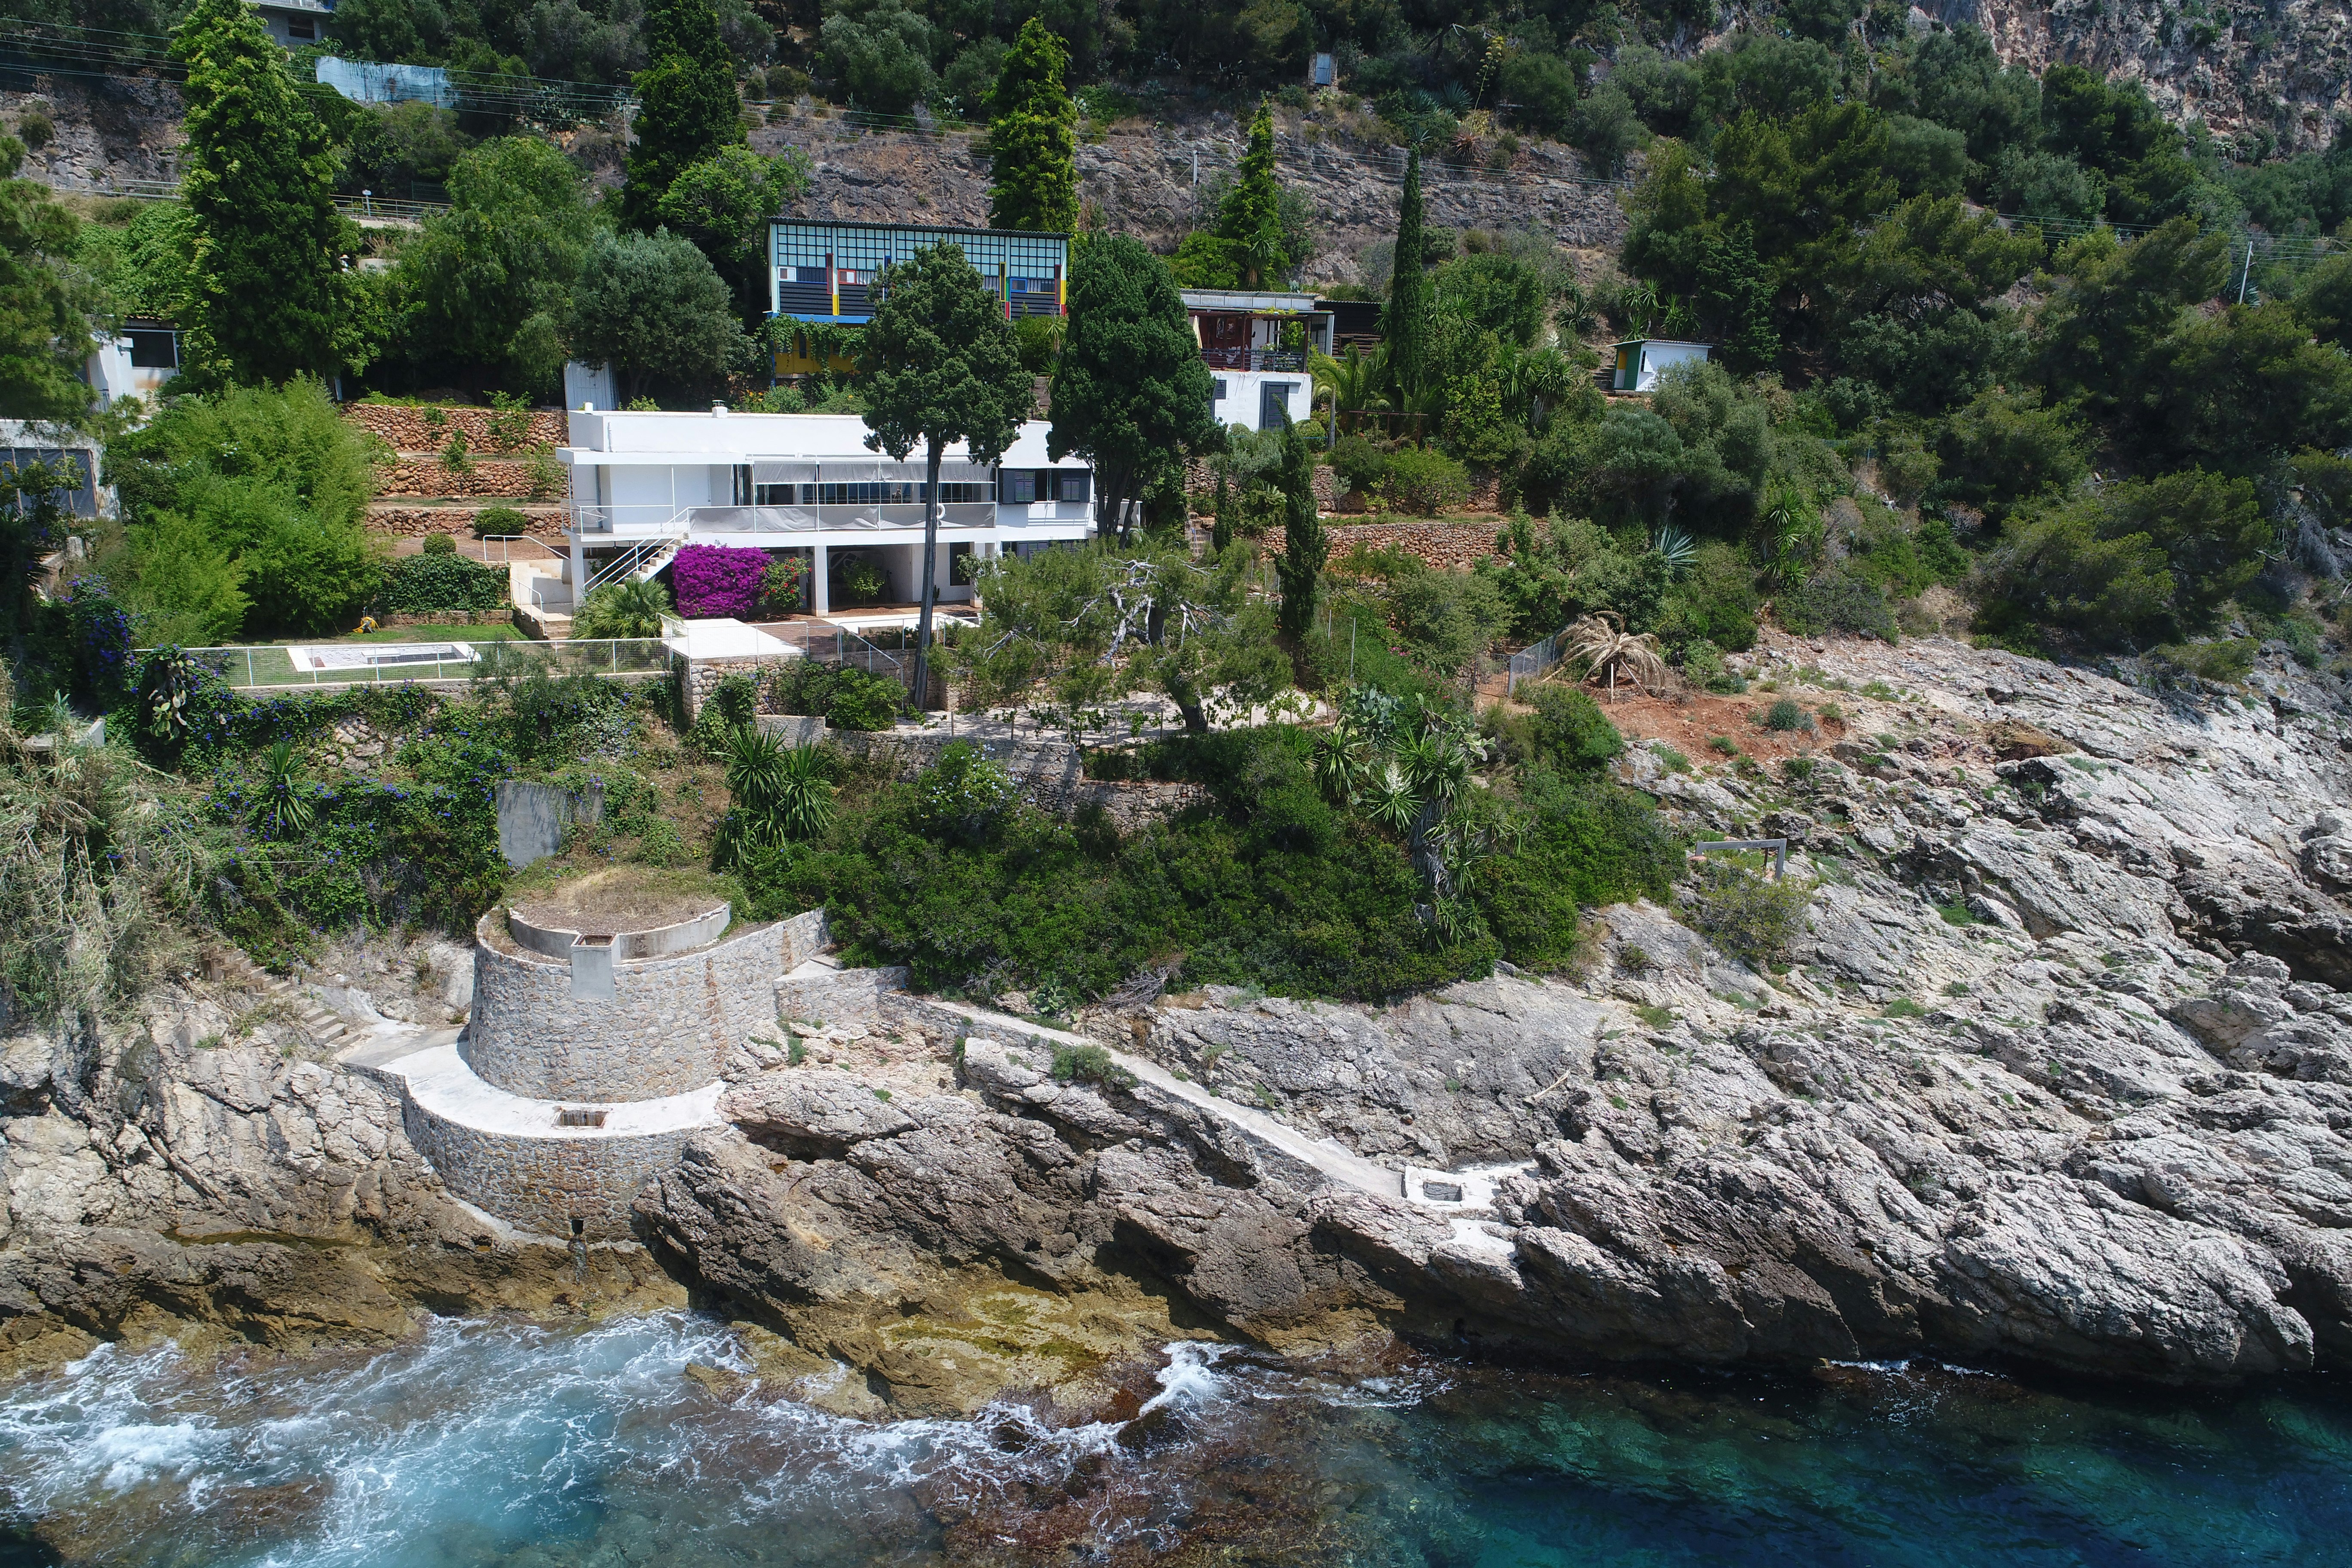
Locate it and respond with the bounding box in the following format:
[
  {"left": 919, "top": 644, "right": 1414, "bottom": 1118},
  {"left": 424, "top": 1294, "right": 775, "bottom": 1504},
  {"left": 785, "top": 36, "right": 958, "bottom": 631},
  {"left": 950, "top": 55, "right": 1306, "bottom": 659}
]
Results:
[{"left": 767, "top": 220, "right": 1069, "bottom": 325}]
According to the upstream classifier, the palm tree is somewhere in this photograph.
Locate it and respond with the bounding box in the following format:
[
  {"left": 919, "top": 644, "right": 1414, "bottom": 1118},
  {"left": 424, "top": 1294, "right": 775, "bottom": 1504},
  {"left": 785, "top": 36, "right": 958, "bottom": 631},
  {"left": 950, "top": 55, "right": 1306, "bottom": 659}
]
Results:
[
  {"left": 1311, "top": 344, "right": 1391, "bottom": 435},
  {"left": 1563, "top": 611, "right": 1669, "bottom": 701},
  {"left": 573, "top": 577, "right": 674, "bottom": 640}
]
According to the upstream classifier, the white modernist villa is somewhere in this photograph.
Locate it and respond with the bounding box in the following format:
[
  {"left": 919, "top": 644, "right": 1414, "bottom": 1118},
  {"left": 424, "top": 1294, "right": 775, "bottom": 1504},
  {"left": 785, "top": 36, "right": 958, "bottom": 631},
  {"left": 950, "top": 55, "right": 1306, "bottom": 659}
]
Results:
[{"left": 555, "top": 406, "right": 1098, "bottom": 619}]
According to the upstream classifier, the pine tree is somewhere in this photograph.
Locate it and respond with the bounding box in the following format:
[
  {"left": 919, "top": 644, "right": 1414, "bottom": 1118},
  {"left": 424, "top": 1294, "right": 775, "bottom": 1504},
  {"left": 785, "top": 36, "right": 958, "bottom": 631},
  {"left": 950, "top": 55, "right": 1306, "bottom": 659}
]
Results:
[
  {"left": 622, "top": 0, "right": 744, "bottom": 232},
  {"left": 1383, "top": 148, "right": 1429, "bottom": 398},
  {"left": 170, "top": 0, "right": 362, "bottom": 385},
  {"left": 862, "top": 244, "right": 1031, "bottom": 708},
  {"left": 0, "top": 134, "right": 105, "bottom": 423},
  {"left": 987, "top": 17, "right": 1078, "bottom": 233},
  {"left": 1273, "top": 417, "right": 1323, "bottom": 640},
  {"left": 1215, "top": 100, "right": 1289, "bottom": 288}
]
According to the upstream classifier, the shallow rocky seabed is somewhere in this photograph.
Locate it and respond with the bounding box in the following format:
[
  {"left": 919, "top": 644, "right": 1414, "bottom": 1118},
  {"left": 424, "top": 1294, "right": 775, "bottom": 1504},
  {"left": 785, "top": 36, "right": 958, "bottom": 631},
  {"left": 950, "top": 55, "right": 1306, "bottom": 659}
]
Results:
[{"left": 3, "top": 1309, "right": 2351, "bottom": 1567}]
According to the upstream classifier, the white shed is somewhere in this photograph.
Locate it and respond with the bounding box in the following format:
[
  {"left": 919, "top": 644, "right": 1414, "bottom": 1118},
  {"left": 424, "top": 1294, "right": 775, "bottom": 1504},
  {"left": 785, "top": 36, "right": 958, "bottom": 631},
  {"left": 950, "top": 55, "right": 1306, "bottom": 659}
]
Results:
[{"left": 1608, "top": 339, "right": 1711, "bottom": 393}]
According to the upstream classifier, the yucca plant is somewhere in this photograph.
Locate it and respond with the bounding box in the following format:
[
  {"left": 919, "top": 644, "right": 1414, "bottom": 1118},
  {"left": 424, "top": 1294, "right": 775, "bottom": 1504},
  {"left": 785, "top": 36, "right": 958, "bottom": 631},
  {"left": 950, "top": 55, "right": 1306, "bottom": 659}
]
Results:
[
  {"left": 1309, "top": 728, "right": 1372, "bottom": 805},
  {"left": 725, "top": 729, "right": 834, "bottom": 851},
  {"left": 1363, "top": 762, "right": 1423, "bottom": 834},
  {"left": 252, "top": 740, "right": 315, "bottom": 840}
]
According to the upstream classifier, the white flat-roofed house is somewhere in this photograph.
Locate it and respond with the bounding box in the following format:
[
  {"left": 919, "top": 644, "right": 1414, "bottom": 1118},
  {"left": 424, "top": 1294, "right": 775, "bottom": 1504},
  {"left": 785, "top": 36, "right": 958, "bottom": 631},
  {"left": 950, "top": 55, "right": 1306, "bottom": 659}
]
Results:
[{"left": 559, "top": 407, "right": 1096, "bottom": 619}]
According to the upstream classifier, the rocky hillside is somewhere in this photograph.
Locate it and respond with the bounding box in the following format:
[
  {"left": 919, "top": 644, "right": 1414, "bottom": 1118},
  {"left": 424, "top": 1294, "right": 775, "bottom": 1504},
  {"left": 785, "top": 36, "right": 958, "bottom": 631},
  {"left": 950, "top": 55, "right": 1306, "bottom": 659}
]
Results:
[
  {"left": 743, "top": 103, "right": 1629, "bottom": 286},
  {"left": 1928, "top": 0, "right": 2352, "bottom": 153}
]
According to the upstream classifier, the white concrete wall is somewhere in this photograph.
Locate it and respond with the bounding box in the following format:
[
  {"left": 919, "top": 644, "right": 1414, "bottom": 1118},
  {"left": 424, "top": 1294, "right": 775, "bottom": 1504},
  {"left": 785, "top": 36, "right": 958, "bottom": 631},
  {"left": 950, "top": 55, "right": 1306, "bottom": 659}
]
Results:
[{"left": 1211, "top": 368, "right": 1314, "bottom": 432}]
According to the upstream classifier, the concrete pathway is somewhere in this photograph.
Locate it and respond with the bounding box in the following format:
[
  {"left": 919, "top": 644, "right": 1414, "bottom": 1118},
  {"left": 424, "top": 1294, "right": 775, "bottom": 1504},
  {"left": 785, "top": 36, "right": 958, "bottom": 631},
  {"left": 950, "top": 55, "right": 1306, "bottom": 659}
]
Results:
[{"left": 916, "top": 996, "right": 1406, "bottom": 1200}]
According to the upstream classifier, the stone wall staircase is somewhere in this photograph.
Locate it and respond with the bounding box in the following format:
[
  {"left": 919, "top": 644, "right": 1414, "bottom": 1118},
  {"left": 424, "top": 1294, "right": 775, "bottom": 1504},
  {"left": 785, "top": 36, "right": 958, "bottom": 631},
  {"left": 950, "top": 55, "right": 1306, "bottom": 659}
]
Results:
[{"left": 202, "top": 947, "right": 351, "bottom": 1050}]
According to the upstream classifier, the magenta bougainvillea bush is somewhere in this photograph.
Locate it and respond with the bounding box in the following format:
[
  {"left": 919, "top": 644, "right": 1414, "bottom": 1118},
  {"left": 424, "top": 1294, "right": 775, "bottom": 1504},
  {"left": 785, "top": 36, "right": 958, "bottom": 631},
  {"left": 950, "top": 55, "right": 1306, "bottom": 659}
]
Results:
[{"left": 670, "top": 544, "right": 773, "bottom": 619}]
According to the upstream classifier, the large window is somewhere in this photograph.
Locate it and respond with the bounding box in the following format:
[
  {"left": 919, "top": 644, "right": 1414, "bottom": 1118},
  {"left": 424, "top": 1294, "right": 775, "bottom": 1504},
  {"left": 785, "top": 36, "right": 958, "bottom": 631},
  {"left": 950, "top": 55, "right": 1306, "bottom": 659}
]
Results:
[
  {"left": 996, "top": 469, "right": 1091, "bottom": 504},
  {"left": 126, "top": 328, "right": 178, "bottom": 369},
  {"left": 793, "top": 480, "right": 992, "bottom": 506}
]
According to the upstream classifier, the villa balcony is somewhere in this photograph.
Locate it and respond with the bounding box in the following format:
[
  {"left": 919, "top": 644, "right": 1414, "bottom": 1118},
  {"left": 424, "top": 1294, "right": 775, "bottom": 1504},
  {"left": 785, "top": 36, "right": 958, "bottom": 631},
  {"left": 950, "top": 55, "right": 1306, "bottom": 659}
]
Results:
[
  {"left": 570, "top": 501, "right": 1001, "bottom": 538},
  {"left": 1201, "top": 347, "right": 1308, "bottom": 372}
]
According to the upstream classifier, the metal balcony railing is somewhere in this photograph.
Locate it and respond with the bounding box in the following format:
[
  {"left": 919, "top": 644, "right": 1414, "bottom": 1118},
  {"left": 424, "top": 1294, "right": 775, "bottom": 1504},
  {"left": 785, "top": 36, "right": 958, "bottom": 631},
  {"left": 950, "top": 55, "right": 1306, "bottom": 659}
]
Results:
[
  {"left": 571, "top": 501, "right": 1000, "bottom": 536},
  {"left": 1202, "top": 347, "right": 1308, "bottom": 372}
]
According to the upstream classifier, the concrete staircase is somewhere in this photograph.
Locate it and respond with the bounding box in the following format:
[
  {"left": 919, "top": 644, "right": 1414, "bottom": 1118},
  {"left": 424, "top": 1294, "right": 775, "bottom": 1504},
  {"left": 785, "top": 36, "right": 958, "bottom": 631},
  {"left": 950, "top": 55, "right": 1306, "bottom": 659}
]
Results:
[{"left": 202, "top": 947, "right": 351, "bottom": 1050}]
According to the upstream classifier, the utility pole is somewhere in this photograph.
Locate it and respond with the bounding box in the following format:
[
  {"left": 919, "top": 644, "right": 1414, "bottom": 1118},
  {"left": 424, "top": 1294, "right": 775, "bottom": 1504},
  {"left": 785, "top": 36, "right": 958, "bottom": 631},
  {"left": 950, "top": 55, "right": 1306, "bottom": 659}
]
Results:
[{"left": 2239, "top": 239, "right": 2255, "bottom": 305}]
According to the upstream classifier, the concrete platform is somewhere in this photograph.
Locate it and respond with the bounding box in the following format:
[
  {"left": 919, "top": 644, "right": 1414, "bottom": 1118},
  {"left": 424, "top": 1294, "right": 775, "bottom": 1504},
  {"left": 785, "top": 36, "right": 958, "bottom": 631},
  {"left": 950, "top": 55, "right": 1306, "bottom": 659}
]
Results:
[{"left": 366, "top": 1040, "right": 724, "bottom": 1240}]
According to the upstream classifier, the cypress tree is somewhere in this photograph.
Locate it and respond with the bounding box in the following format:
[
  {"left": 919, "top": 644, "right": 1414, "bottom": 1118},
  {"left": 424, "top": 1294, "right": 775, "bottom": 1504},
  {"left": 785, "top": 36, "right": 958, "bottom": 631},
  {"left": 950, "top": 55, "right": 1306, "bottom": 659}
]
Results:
[
  {"left": 1383, "top": 148, "right": 1429, "bottom": 398},
  {"left": 1215, "top": 100, "right": 1289, "bottom": 288},
  {"left": 1273, "top": 417, "right": 1323, "bottom": 640},
  {"left": 170, "top": 0, "right": 361, "bottom": 385},
  {"left": 622, "top": 0, "right": 744, "bottom": 232},
  {"left": 987, "top": 18, "right": 1078, "bottom": 233},
  {"left": 1210, "top": 464, "right": 1232, "bottom": 554}
]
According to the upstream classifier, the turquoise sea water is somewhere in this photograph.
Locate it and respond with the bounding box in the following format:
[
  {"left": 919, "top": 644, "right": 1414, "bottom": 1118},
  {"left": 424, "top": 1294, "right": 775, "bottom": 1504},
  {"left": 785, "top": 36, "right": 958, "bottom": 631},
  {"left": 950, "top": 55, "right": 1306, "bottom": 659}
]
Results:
[{"left": 2, "top": 1310, "right": 2348, "bottom": 1566}]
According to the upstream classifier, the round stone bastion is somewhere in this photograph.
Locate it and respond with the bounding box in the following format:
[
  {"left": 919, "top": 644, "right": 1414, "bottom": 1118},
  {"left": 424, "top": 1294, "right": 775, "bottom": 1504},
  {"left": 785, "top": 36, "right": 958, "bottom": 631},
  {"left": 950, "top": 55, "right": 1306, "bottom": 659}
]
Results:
[{"left": 465, "top": 894, "right": 787, "bottom": 1102}]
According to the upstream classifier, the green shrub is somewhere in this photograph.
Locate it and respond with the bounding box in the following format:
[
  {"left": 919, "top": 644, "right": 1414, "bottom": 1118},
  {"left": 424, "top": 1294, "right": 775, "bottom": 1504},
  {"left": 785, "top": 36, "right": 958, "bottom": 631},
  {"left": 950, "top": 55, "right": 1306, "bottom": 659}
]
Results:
[
  {"left": 573, "top": 578, "right": 672, "bottom": 639},
  {"left": 1050, "top": 1041, "right": 1137, "bottom": 1088},
  {"left": 1762, "top": 697, "right": 1807, "bottom": 731},
  {"left": 1776, "top": 565, "right": 1897, "bottom": 642},
  {"left": 1708, "top": 734, "right": 1738, "bottom": 755},
  {"left": 475, "top": 505, "right": 528, "bottom": 536},
  {"left": 1652, "top": 742, "right": 1690, "bottom": 772},
  {"left": 1682, "top": 860, "right": 1815, "bottom": 968},
  {"left": 2147, "top": 639, "right": 2257, "bottom": 686},
  {"left": 1381, "top": 446, "right": 1474, "bottom": 514},
  {"left": 1330, "top": 434, "right": 1390, "bottom": 496},
  {"left": 421, "top": 531, "right": 457, "bottom": 555},
  {"left": 378, "top": 551, "right": 507, "bottom": 614},
  {"left": 1474, "top": 766, "right": 1680, "bottom": 972},
  {"left": 1656, "top": 541, "right": 1760, "bottom": 653},
  {"left": 769, "top": 660, "right": 906, "bottom": 729},
  {"left": 1524, "top": 683, "right": 1623, "bottom": 769},
  {"left": 1883, "top": 998, "right": 1928, "bottom": 1018}
]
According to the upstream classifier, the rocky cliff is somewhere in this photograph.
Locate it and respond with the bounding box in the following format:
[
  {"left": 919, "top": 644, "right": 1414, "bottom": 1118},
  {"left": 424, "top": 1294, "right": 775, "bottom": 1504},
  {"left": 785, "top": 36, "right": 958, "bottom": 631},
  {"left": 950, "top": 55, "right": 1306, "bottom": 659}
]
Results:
[
  {"left": 1929, "top": 0, "right": 2352, "bottom": 153},
  {"left": 630, "top": 631, "right": 2352, "bottom": 1401},
  {"left": 8, "top": 631, "right": 2352, "bottom": 1403}
]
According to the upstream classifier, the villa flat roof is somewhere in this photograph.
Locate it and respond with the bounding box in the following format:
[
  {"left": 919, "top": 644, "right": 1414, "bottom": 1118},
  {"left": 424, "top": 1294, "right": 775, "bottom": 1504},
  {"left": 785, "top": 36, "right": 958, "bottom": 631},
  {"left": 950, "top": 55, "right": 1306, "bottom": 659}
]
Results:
[{"left": 560, "top": 412, "right": 1082, "bottom": 467}]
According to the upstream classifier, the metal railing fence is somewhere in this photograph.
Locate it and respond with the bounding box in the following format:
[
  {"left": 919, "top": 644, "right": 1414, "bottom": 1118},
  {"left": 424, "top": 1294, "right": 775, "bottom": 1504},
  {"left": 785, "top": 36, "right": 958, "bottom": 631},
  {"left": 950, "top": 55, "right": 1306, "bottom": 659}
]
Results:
[{"left": 151, "top": 637, "right": 668, "bottom": 692}]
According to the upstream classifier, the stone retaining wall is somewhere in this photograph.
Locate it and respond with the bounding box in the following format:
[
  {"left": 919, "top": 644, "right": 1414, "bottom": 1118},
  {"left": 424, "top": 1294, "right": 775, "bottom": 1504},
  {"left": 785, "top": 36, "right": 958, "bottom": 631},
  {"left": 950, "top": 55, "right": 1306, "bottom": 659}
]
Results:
[
  {"left": 466, "top": 915, "right": 787, "bottom": 1100},
  {"left": 1263, "top": 518, "right": 1505, "bottom": 573},
  {"left": 400, "top": 1099, "right": 703, "bottom": 1241},
  {"left": 827, "top": 729, "right": 1206, "bottom": 832},
  {"left": 683, "top": 654, "right": 800, "bottom": 720},
  {"left": 368, "top": 507, "right": 568, "bottom": 539},
  {"left": 776, "top": 964, "right": 909, "bottom": 1028},
  {"left": 380, "top": 459, "right": 556, "bottom": 500},
  {"left": 344, "top": 403, "right": 567, "bottom": 453}
]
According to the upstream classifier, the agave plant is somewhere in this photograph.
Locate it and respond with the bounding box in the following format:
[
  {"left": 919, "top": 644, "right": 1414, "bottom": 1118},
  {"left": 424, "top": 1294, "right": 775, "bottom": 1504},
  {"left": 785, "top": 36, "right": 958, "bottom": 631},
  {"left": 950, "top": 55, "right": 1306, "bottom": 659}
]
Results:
[
  {"left": 252, "top": 740, "right": 315, "bottom": 840},
  {"left": 1563, "top": 612, "right": 1669, "bottom": 700},
  {"left": 725, "top": 729, "right": 834, "bottom": 850},
  {"left": 1650, "top": 525, "right": 1697, "bottom": 576}
]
